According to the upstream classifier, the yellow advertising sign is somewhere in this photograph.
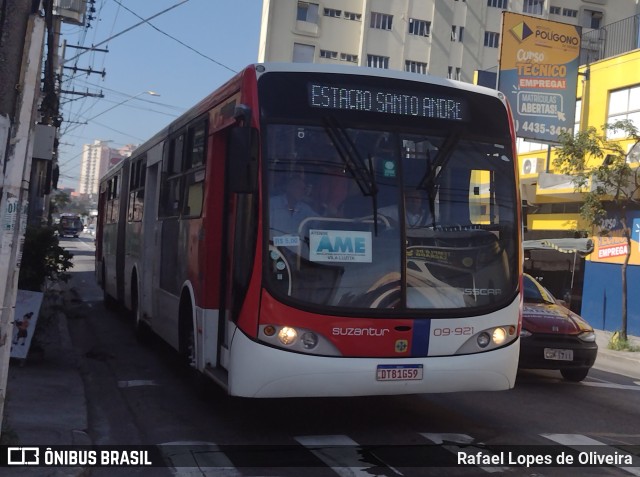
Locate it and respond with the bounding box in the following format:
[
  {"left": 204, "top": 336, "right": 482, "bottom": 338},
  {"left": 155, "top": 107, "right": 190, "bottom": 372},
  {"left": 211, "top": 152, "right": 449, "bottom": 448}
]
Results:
[{"left": 498, "top": 12, "right": 582, "bottom": 143}]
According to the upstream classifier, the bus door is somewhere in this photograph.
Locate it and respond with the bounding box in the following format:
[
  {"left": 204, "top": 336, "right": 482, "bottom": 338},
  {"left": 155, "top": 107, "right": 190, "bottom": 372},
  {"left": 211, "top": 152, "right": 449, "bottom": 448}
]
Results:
[
  {"left": 141, "top": 144, "right": 163, "bottom": 323},
  {"left": 219, "top": 126, "right": 259, "bottom": 367}
]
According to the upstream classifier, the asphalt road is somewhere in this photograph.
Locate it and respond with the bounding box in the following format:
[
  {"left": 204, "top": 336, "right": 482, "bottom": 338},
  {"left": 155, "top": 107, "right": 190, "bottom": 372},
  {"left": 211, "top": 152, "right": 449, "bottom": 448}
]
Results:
[{"left": 62, "top": 236, "right": 640, "bottom": 477}]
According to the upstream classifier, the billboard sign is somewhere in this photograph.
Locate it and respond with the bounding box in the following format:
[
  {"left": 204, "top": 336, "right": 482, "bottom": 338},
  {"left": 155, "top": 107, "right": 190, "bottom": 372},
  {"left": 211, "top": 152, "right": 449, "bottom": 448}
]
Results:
[{"left": 498, "top": 12, "right": 581, "bottom": 143}]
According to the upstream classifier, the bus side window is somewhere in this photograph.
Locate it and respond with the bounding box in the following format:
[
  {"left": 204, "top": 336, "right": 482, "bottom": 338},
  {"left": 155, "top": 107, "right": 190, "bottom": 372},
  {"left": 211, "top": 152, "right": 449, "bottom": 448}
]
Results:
[
  {"left": 128, "top": 157, "right": 146, "bottom": 222},
  {"left": 160, "top": 134, "right": 185, "bottom": 217},
  {"left": 182, "top": 121, "right": 207, "bottom": 217}
]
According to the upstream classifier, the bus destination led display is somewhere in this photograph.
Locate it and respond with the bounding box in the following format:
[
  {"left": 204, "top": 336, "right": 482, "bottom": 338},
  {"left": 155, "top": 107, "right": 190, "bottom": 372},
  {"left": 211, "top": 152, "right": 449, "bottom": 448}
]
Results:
[{"left": 309, "top": 83, "right": 468, "bottom": 121}]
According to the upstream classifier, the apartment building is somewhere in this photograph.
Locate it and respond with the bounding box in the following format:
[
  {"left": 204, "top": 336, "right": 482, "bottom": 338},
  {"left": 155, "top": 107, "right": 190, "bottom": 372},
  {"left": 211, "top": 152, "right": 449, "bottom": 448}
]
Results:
[
  {"left": 78, "top": 140, "right": 135, "bottom": 196},
  {"left": 258, "top": 0, "right": 639, "bottom": 82}
]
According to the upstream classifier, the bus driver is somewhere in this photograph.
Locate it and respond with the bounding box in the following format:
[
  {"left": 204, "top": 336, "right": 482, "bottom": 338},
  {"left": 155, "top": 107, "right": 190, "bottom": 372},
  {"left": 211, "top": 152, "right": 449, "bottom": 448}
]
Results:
[{"left": 269, "top": 174, "right": 317, "bottom": 236}]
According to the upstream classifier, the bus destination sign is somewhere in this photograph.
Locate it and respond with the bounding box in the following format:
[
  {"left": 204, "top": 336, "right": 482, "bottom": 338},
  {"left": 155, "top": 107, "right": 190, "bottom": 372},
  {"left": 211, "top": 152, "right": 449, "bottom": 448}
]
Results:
[{"left": 309, "top": 83, "right": 468, "bottom": 121}]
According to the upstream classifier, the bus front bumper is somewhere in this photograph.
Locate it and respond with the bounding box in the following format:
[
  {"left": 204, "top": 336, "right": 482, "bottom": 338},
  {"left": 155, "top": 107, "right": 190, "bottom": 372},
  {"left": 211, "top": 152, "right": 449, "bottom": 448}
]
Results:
[{"left": 227, "top": 331, "right": 520, "bottom": 398}]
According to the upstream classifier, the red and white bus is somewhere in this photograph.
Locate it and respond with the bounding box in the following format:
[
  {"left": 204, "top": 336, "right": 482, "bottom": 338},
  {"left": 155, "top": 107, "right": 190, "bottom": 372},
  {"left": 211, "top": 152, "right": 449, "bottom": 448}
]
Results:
[{"left": 96, "top": 63, "right": 522, "bottom": 397}]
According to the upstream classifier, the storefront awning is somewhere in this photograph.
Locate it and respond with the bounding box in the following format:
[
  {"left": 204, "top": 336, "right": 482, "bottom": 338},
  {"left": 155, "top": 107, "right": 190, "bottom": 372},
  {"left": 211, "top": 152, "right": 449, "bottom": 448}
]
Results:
[{"left": 523, "top": 238, "right": 594, "bottom": 256}]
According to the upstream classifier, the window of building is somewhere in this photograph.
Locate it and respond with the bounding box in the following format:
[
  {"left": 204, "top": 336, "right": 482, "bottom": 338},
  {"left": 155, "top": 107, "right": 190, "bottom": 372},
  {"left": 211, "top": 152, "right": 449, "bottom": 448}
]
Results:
[
  {"left": 297, "top": 2, "right": 319, "bottom": 23},
  {"left": 344, "top": 11, "right": 361, "bottom": 21},
  {"left": 446, "top": 67, "right": 461, "bottom": 80},
  {"left": 370, "top": 12, "right": 393, "bottom": 30},
  {"left": 516, "top": 137, "right": 547, "bottom": 153},
  {"left": 607, "top": 85, "right": 640, "bottom": 138},
  {"left": 293, "top": 43, "right": 315, "bottom": 63},
  {"left": 484, "top": 31, "right": 500, "bottom": 48},
  {"left": 323, "top": 8, "right": 341, "bottom": 18},
  {"left": 562, "top": 8, "right": 577, "bottom": 18},
  {"left": 523, "top": 0, "right": 544, "bottom": 15},
  {"left": 340, "top": 53, "right": 358, "bottom": 63},
  {"left": 550, "top": 6, "right": 560, "bottom": 15},
  {"left": 405, "top": 60, "right": 428, "bottom": 74},
  {"left": 488, "top": 0, "right": 508, "bottom": 8},
  {"left": 367, "top": 54, "right": 389, "bottom": 69},
  {"left": 451, "top": 25, "right": 464, "bottom": 42},
  {"left": 574, "top": 99, "right": 582, "bottom": 135},
  {"left": 320, "top": 49, "right": 338, "bottom": 59},
  {"left": 408, "top": 18, "right": 431, "bottom": 37},
  {"left": 583, "top": 9, "right": 603, "bottom": 29}
]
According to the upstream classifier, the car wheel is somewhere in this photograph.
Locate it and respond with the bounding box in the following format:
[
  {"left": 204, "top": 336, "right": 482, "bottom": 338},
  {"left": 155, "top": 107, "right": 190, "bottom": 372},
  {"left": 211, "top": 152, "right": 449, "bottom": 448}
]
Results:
[{"left": 560, "top": 367, "right": 590, "bottom": 382}]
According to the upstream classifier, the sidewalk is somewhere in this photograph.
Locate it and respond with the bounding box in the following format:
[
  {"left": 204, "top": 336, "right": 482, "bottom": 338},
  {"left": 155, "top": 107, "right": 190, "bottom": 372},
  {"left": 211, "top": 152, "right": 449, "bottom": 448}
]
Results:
[
  {"left": 593, "top": 329, "right": 640, "bottom": 380},
  {"left": 3, "top": 283, "right": 90, "bottom": 477}
]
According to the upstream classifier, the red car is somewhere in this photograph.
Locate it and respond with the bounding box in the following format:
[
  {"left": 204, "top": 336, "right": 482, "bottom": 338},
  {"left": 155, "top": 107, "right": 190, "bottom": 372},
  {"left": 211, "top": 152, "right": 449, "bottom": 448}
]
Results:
[{"left": 519, "top": 273, "right": 598, "bottom": 381}]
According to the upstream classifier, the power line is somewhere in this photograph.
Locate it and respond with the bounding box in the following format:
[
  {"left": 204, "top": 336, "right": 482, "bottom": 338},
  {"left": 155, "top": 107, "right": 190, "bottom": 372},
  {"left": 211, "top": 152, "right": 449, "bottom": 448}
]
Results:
[
  {"left": 64, "top": 0, "right": 191, "bottom": 64},
  {"left": 112, "top": 0, "right": 237, "bottom": 74}
]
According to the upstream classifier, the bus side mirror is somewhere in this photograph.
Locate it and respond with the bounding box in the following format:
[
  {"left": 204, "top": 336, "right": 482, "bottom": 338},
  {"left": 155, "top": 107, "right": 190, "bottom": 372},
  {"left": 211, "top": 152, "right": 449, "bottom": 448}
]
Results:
[{"left": 228, "top": 127, "right": 259, "bottom": 193}]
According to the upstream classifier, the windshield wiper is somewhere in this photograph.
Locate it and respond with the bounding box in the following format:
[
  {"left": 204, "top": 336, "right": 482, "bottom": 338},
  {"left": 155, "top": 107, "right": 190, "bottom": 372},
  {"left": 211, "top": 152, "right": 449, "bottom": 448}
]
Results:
[
  {"left": 323, "top": 116, "right": 380, "bottom": 234},
  {"left": 417, "top": 132, "right": 459, "bottom": 225}
]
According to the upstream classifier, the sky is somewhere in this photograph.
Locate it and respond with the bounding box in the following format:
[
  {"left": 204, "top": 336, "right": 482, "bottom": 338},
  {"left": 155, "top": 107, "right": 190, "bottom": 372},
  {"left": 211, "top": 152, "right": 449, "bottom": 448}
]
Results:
[{"left": 57, "top": 0, "right": 263, "bottom": 189}]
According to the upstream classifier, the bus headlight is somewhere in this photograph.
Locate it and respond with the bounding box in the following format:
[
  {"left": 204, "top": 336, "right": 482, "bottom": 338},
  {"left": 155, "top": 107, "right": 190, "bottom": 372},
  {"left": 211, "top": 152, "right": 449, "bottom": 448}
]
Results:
[
  {"left": 477, "top": 332, "right": 491, "bottom": 348},
  {"left": 278, "top": 327, "right": 298, "bottom": 345},
  {"left": 259, "top": 325, "right": 342, "bottom": 356},
  {"left": 492, "top": 327, "right": 507, "bottom": 345},
  {"left": 301, "top": 332, "right": 318, "bottom": 349},
  {"left": 457, "top": 325, "right": 518, "bottom": 354}
]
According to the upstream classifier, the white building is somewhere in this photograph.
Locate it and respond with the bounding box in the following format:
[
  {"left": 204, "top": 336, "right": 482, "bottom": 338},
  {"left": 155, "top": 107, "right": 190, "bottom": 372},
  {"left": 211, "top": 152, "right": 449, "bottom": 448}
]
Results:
[
  {"left": 78, "top": 140, "right": 137, "bottom": 196},
  {"left": 259, "top": 0, "right": 640, "bottom": 82}
]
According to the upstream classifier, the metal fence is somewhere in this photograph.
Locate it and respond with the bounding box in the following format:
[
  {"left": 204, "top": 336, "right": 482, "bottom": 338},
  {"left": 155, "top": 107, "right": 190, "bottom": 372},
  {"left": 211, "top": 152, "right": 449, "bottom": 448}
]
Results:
[{"left": 580, "top": 14, "right": 640, "bottom": 65}]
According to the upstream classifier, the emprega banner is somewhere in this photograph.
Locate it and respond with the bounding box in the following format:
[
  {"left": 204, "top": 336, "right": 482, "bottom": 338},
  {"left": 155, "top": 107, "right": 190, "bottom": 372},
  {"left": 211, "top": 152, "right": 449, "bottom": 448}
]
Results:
[{"left": 498, "top": 12, "right": 581, "bottom": 143}]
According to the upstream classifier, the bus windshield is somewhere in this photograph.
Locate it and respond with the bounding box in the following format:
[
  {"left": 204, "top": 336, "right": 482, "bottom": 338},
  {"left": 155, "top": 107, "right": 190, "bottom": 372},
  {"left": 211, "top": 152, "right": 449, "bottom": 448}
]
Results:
[{"left": 265, "top": 123, "right": 518, "bottom": 313}]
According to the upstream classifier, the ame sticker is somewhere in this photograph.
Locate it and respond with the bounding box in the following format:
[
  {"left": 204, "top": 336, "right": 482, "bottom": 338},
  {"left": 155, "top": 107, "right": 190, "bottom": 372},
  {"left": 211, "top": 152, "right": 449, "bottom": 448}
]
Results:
[{"left": 309, "top": 229, "right": 372, "bottom": 263}]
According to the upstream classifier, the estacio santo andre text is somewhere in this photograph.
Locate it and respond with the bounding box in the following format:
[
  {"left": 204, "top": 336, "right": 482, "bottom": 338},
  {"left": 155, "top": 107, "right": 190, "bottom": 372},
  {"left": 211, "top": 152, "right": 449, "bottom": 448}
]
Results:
[{"left": 458, "top": 451, "right": 633, "bottom": 467}]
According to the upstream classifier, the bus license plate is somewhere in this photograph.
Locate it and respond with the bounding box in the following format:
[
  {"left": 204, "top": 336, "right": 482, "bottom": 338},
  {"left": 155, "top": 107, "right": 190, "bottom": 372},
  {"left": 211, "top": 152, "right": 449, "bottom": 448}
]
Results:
[
  {"left": 544, "top": 348, "right": 573, "bottom": 361},
  {"left": 376, "top": 364, "right": 423, "bottom": 381}
]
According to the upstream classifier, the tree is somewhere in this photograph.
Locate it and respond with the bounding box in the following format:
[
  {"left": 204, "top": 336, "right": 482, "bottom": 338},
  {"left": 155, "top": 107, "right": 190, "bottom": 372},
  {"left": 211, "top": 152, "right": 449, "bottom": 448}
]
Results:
[
  {"left": 18, "top": 226, "right": 73, "bottom": 291},
  {"left": 553, "top": 120, "right": 640, "bottom": 341}
]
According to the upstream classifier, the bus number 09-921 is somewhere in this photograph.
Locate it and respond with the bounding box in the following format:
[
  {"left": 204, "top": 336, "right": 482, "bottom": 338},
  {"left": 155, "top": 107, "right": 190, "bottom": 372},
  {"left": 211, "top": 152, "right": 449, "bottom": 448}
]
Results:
[{"left": 433, "top": 327, "right": 474, "bottom": 336}]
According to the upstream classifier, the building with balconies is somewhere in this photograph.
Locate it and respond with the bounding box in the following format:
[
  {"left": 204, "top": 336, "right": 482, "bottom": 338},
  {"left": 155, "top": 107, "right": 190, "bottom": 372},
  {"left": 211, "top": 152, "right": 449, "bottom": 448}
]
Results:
[{"left": 259, "top": 0, "right": 639, "bottom": 82}]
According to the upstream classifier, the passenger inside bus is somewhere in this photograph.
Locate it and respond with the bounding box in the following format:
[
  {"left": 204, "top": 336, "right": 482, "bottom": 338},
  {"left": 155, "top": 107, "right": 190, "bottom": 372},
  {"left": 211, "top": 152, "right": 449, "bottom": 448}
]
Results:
[{"left": 269, "top": 174, "right": 317, "bottom": 236}]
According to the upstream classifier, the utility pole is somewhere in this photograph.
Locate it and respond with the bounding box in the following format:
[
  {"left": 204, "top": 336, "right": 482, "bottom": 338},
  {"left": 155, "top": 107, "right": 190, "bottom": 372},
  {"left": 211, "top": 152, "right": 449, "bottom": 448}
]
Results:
[{"left": 0, "top": 3, "right": 47, "bottom": 432}]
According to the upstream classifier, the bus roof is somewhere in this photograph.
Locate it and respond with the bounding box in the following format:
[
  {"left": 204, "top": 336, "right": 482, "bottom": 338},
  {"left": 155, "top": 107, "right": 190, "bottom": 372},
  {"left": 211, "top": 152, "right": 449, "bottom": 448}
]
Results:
[{"left": 255, "top": 62, "right": 505, "bottom": 100}]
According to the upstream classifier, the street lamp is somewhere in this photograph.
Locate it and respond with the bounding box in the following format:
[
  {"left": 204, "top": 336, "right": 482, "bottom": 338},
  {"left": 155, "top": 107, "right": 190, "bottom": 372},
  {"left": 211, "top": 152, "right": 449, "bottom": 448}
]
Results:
[{"left": 85, "top": 90, "right": 160, "bottom": 123}]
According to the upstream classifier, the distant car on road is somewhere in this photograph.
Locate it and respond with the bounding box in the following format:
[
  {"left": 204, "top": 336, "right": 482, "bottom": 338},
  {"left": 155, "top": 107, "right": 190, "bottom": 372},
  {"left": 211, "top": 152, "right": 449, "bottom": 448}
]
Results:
[
  {"left": 58, "top": 214, "right": 83, "bottom": 238},
  {"left": 519, "top": 273, "right": 598, "bottom": 382}
]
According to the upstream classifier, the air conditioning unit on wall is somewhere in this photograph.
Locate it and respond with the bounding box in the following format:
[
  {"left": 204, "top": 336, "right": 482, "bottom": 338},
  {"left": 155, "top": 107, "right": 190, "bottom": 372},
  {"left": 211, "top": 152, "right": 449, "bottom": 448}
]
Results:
[{"left": 521, "top": 158, "right": 544, "bottom": 175}]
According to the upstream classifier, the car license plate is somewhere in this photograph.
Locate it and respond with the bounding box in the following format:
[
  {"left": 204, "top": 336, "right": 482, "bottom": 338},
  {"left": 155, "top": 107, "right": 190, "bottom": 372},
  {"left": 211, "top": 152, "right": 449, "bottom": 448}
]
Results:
[
  {"left": 544, "top": 348, "right": 574, "bottom": 361},
  {"left": 376, "top": 364, "right": 423, "bottom": 381}
]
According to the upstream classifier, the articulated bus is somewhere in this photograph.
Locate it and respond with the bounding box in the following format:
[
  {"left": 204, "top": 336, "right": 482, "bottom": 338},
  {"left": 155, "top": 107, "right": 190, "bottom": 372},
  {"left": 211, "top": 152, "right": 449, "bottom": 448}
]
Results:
[{"left": 96, "top": 63, "right": 522, "bottom": 398}]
